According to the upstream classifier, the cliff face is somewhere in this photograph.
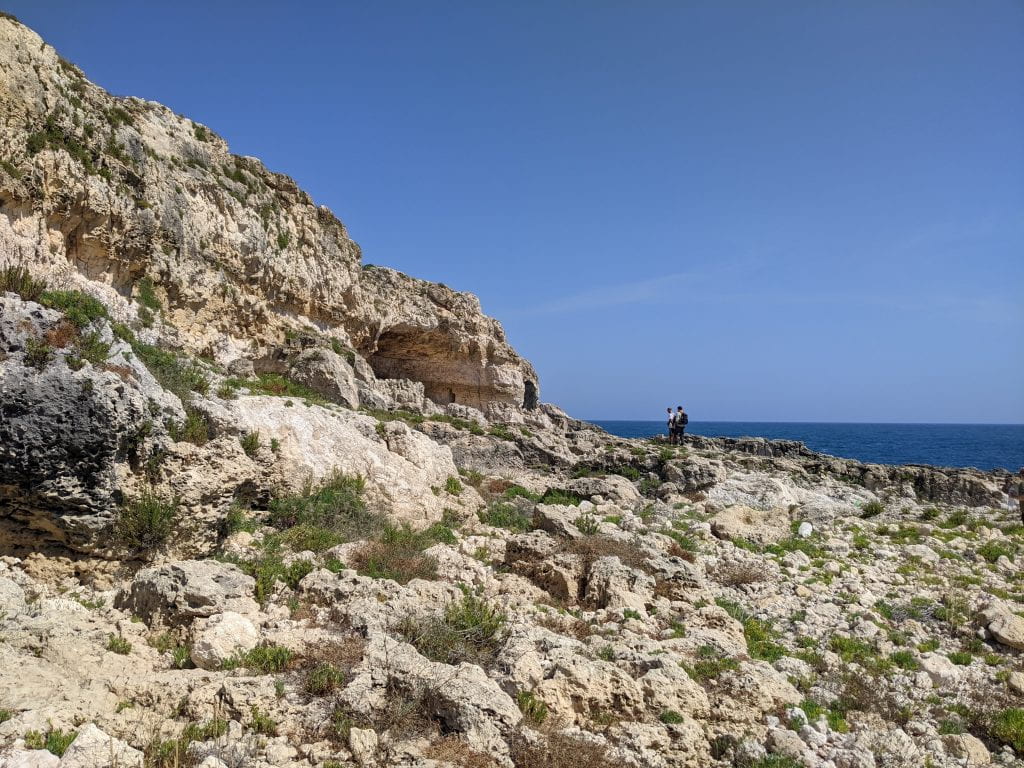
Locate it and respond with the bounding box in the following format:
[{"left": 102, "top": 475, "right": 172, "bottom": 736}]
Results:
[{"left": 0, "top": 16, "right": 536, "bottom": 414}]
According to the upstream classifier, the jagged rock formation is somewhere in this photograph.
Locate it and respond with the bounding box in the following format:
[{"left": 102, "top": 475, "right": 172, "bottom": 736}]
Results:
[
  {"left": 0, "top": 15, "right": 536, "bottom": 415},
  {"left": 0, "top": 14, "right": 1022, "bottom": 768}
]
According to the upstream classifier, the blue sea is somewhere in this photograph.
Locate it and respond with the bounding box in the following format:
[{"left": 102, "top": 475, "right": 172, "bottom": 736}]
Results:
[{"left": 591, "top": 421, "right": 1024, "bottom": 472}]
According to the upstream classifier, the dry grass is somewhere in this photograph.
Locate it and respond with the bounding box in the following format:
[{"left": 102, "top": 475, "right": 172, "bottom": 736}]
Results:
[
  {"left": 564, "top": 536, "right": 649, "bottom": 573},
  {"left": 509, "top": 730, "right": 617, "bottom": 768},
  {"left": 423, "top": 735, "right": 497, "bottom": 767},
  {"left": 713, "top": 559, "right": 772, "bottom": 586}
]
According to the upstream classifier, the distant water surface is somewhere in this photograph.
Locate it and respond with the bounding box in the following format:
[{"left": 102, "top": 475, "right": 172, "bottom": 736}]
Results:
[{"left": 591, "top": 421, "right": 1023, "bottom": 471}]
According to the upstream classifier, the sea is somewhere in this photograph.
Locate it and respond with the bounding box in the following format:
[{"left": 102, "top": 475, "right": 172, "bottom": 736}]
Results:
[{"left": 591, "top": 421, "right": 1024, "bottom": 472}]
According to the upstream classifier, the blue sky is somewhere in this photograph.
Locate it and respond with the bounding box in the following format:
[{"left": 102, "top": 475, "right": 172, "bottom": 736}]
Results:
[{"left": 8, "top": 1, "right": 1023, "bottom": 422}]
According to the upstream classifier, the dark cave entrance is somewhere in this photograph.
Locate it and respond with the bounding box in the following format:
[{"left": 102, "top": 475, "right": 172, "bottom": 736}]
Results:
[{"left": 523, "top": 380, "right": 538, "bottom": 410}]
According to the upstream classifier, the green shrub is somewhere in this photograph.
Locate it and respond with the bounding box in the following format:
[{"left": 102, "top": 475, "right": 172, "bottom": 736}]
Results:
[
  {"left": 267, "top": 473, "right": 377, "bottom": 551},
  {"left": 193, "top": 124, "right": 209, "bottom": 141},
  {"left": 24, "top": 727, "right": 77, "bottom": 757},
  {"left": 0, "top": 708, "right": 12, "bottom": 724},
  {"left": 610, "top": 465, "right": 641, "bottom": 481},
  {"left": 947, "top": 651, "right": 972, "bottom": 666},
  {"left": 503, "top": 485, "right": 540, "bottom": 502},
  {"left": 487, "top": 424, "right": 515, "bottom": 440},
  {"left": 224, "top": 541, "right": 315, "bottom": 603},
  {"left": 132, "top": 343, "right": 208, "bottom": 401},
  {"left": 39, "top": 289, "right": 108, "bottom": 328},
  {"left": 516, "top": 691, "right": 548, "bottom": 726},
  {"left": 658, "top": 710, "right": 684, "bottom": 724},
  {"left": 683, "top": 645, "right": 739, "bottom": 681},
  {"left": 222, "top": 504, "right": 257, "bottom": 535},
  {"left": 225, "top": 372, "right": 327, "bottom": 404},
  {"left": 106, "top": 634, "right": 132, "bottom": 654},
  {"left": 305, "top": 662, "right": 345, "bottom": 696},
  {"left": 0, "top": 265, "right": 47, "bottom": 301},
  {"left": 890, "top": 650, "right": 920, "bottom": 670},
  {"left": 249, "top": 706, "right": 277, "bottom": 735},
  {"left": 575, "top": 514, "right": 599, "bottom": 535},
  {"left": 240, "top": 431, "right": 260, "bottom": 457},
  {"left": 444, "top": 476, "right": 463, "bottom": 495},
  {"left": 23, "top": 336, "right": 52, "bottom": 370},
  {"left": 222, "top": 644, "right": 293, "bottom": 673},
  {"left": 991, "top": 708, "right": 1024, "bottom": 752},
  {"left": 115, "top": 491, "right": 177, "bottom": 550},
  {"left": 136, "top": 277, "right": 161, "bottom": 311},
  {"left": 861, "top": 500, "right": 885, "bottom": 518},
  {"left": 479, "top": 501, "right": 532, "bottom": 532},
  {"left": 172, "top": 645, "right": 193, "bottom": 669},
  {"left": 399, "top": 593, "right": 507, "bottom": 667},
  {"left": 277, "top": 232, "right": 290, "bottom": 249},
  {"left": 977, "top": 540, "right": 1015, "bottom": 564},
  {"left": 167, "top": 406, "right": 212, "bottom": 445},
  {"left": 540, "top": 488, "right": 582, "bottom": 506},
  {"left": 353, "top": 523, "right": 438, "bottom": 584},
  {"left": 72, "top": 330, "right": 110, "bottom": 366}
]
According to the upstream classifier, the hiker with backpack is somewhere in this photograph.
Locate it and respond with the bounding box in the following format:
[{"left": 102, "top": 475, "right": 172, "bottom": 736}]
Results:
[
  {"left": 673, "top": 406, "right": 689, "bottom": 441},
  {"left": 666, "top": 407, "right": 676, "bottom": 443}
]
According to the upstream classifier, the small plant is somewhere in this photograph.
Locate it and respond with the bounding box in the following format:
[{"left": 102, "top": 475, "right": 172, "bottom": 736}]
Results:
[
  {"left": 861, "top": 500, "right": 885, "bottom": 518},
  {"left": 114, "top": 491, "right": 178, "bottom": 550},
  {"left": 23, "top": 336, "right": 53, "bottom": 370},
  {"left": 305, "top": 662, "right": 345, "bottom": 696},
  {"left": 172, "top": 645, "right": 193, "bottom": 669},
  {"left": 167, "top": 406, "right": 212, "bottom": 445},
  {"left": 978, "top": 540, "right": 1015, "bottom": 564},
  {"left": 575, "top": 513, "right": 599, "bottom": 535},
  {"left": 487, "top": 424, "right": 515, "bottom": 440},
  {"left": 106, "top": 633, "right": 132, "bottom": 654},
  {"left": 991, "top": 708, "right": 1024, "bottom": 752},
  {"left": 659, "top": 709, "right": 685, "bottom": 724},
  {"left": 444, "top": 475, "right": 463, "bottom": 495},
  {"left": 478, "top": 501, "right": 532, "bottom": 531},
  {"left": 353, "top": 523, "right": 439, "bottom": 584},
  {"left": 683, "top": 645, "right": 739, "bottom": 681},
  {"left": 277, "top": 231, "right": 290, "bottom": 249},
  {"left": 0, "top": 708, "right": 12, "bottom": 724},
  {"left": 24, "top": 727, "right": 77, "bottom": 757},
  {"left": 240, "top": 430, "right": 260, "bottom": 457},
  {"left": 249, "top": 706, "right": 277, "bottom": 736},
  {"left": 0, "top": 264, "right": 48, "bottom": 301},
  {"left": 222, "top": 644, "right": 294, "bottom": 673},
  {"left": 540, "top": 488, "right": 582, "bottom": 506},
  {"left": 516, "top": 690, "right": 548, "bottom": 726},
  {"left": 136, "top": 276, "right": 161, "bottom": 311},
  {"left": 399, "top": 593, "right": 507, "bottom": 668},
  {"left": 622, "top": 608, "right": 642, "bottom": 621},
  {"left": 890, "top": 650, "right": 920, "bottom": 670},
  {"left": 947, "top": 651, "right": 972, "bottom": 666}
]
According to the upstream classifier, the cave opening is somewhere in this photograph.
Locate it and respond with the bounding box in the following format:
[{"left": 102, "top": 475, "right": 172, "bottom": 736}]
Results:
[{"left": 523, "top": 380, "right": 538, "bottom": 410}]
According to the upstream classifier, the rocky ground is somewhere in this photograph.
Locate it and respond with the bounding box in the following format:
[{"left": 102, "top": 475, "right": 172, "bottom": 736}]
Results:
[{"left": 1, "top": 11, "right": 1022, "bottom": 768}]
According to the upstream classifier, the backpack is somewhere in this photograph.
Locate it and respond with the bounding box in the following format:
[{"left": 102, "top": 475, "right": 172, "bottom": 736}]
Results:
[{"left": 679, "top": 411, "right": 688, "bottom": 426}]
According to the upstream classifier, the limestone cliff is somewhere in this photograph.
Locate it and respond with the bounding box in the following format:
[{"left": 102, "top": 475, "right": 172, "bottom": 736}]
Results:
[{"left": 0, "top": 14, "right": 537, "bottom": 414}]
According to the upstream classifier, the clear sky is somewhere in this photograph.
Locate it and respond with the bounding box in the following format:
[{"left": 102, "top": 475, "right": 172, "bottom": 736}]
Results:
[{"left": 7, "top": 1, "right": 1023, "bottom": 422}]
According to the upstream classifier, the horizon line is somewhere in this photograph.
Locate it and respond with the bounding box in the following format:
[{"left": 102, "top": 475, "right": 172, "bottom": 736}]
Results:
[{"left": 582, "top": 418, "right": 1024, "bottom": 426}]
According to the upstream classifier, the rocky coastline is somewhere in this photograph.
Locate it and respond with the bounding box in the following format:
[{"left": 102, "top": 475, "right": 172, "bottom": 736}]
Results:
[{"left": 1, "top": 14, "right": 1022, "bottom": 768}]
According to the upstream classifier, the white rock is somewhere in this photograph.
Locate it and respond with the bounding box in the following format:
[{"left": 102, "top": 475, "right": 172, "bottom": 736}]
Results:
[
  {"left": 57, "top": 723, "right": 143, "bottom": 768},
  {"left": 797, "top": 521, "right": 814, "bottom": 538},
  {"left": 348, "top": 727, "right": 378, "bottom": 767},
  {"left": 190, "top": 611, "right": 259, "bottom": 670},
  {"left": 0, "top": 750, "right": 60, "bottom": 768},
  {"left": 989, "top": 613, "right": 1024, "bottom": 650}
]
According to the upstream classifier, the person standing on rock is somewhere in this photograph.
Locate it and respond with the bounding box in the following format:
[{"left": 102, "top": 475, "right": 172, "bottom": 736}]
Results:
[
  {"left": 675, "top": 406, "right": 688, "bottom": 440},
  {"left": 666, "top": 407, "right": 676, "bottom": 444}
]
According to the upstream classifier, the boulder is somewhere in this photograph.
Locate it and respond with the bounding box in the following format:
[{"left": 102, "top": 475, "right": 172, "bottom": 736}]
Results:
[
  {"left": 116, "top": 560, "right": 258, "bottom": 625},
  {"left": 942, "top": 733, "right": 990, "bottom": 766},
  {"left": 710, "top": 505, "right": 791, "bottom": 545},
  {"left": 0, "top": 750, "right": 60, "bottom": 768},
  {"left": 57, "top": 723, "right": 142, "bottom": 768},
  {"left": 190, "top": 611, "right": 260, "bottom": 670},
  {"left": 564, "top": 475, "right": 641, "bottom": 506},
  {"left": 582, "top": 556, "right": 654, "bottom": 612},
  {"left": 988, "top": 613, "right": 1024, "bottom": 651},
  {"left": 287, "top": 347, "right": 359, "bottom": 408}
]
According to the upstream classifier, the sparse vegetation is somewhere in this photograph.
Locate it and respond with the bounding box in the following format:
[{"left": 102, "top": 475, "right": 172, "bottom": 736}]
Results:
[
  {"left": 105, "top": 633, "right": 132, "bottom": 654},
  {"left": 352, "top": 523, "right": 439, "bottom": 584},
  {"left": 399, "top": 593, "right": 507, "bottom": 667},
  {"left": 222, "top": 644, "right": 294, "bottom": 673},
  {"left": 114, "top": 491, "right": 178, "bottom": 550}
]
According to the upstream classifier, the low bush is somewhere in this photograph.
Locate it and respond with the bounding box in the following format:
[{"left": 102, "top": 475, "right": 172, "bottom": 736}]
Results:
[
  {"left": 683, "top": 645, "right": 740, "bottom": 681},
  {"left": 106, "top": 634, "right": 132, "bottom": 654},
  {"left": 167, "top": 406, "right": 212, "bottom": 445},
  {"left": 991, "top": 708, "right": 1024, "bottom": 752},
  {"left": 444, "top": 475, "right": 463, "bottom": 495},
  {"left": 479, "top": 501, "right": 532, "bottom": 532},
  {"left": 267, "top": 473, "right": 378, "bottom": 551},
  {"left": 24, "top": 728, "right": 77, "bottom": 757},
  {"left": 114, "top": 492, "right": 178, "bottom": 550},
  {"left": 0, "top": 264, "right": 48, "bottom": 301},
  {"left": 222, "top": 644, "right": 293, "bottom": 673},
  {"left": 249, "top": 706, "right": 277, "bottom": 736},
  {"left": 399, "top": 593, "right": 507, "bottom": 667},
  {"left": 516, "top": 690, "right": 548, "bottom": 726},
  {"left": 353, "top": 523, "right": 439, "bottom": 584},
  {"left": 240, "top": 430, "right": 260, "bottom": 457},
  {"left": 509, "top": 728, "right": 617, "bottom": 768},
  {"left": 305, "top": 662, "right": 346, "bottom": 696},
  {"left": 861, "top": 500, "right": 885, "bottom": 518},
  {"left": 540, "top": 488, "right": 583, "bottom": 506}
]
